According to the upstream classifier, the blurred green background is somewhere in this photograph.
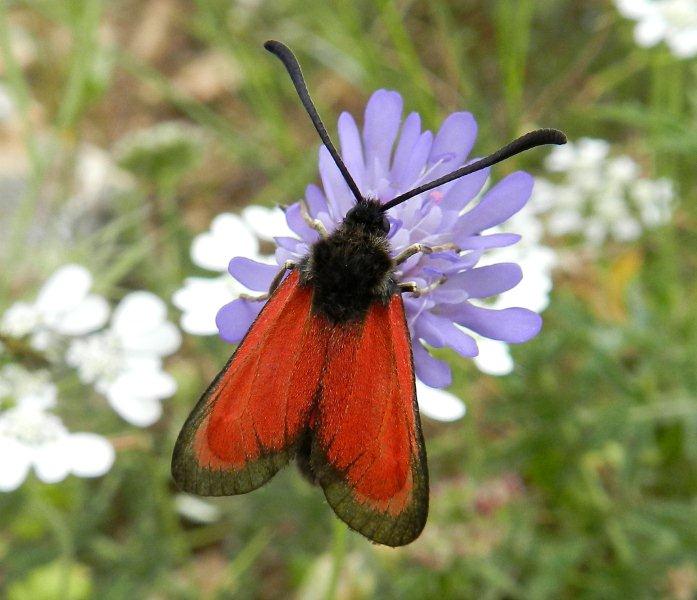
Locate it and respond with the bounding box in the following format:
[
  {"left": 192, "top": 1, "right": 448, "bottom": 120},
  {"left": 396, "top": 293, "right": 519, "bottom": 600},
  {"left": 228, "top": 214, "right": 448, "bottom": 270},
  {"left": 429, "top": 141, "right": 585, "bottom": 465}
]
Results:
[{"left": 1, "top": 0, "right": 696, "bottom": 598}]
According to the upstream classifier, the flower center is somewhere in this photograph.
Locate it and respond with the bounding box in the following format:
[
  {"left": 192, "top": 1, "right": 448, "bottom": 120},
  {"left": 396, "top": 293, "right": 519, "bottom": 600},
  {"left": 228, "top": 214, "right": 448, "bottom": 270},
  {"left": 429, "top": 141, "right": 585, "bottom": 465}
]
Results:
[{"left": 67, "top": 331, "right": 125, "bottom": 384}]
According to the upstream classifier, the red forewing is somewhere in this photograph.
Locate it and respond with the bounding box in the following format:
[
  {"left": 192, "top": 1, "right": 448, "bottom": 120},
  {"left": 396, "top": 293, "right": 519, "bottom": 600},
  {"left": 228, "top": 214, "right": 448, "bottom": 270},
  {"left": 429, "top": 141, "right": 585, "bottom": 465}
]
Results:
[
  {"left": 310, "top": 295, "right": 428, "bottom": 547},
  {"left": 171, "top": 271, "right": 328, "bottom": 495},
  {"left": 172, "top": 275, "right": 428, "bottom": 546}
]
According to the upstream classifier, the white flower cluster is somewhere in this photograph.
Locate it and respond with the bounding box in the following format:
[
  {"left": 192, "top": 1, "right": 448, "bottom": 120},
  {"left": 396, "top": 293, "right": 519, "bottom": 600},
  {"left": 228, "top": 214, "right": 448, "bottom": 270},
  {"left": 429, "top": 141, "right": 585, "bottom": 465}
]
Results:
[
  {"left": 66, "top": 291, "right": 181, "bottom": 427},
  {"left": 1, "top": 264, "right": 110, "bottom": 354},
  {"left": 172, "top": 205, "right": 291, "bottom": 335},
  {"left": 615, "top": 0, "right": 697, "bottom": 58},
  {"left": 0, "top": 365, "right": 114, "bottom": 491},
  {"left": 1, "top": 265, "right": 181, "bottom": 428},
  {"left": 174, "top": 206, "right": 467, "bottom": 421},
  {"left": 533, "top": 138, "right": 675, "bottom": 248}
]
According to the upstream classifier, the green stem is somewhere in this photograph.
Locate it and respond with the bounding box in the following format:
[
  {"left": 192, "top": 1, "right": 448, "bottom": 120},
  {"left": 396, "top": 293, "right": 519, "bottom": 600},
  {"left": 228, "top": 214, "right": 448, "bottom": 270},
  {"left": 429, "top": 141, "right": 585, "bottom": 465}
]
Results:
[
  {"left": 30, "top": 492, "right": 75, "bottom": 599},
  {"left": 55, "top": 0, "right": 103, "bottom": 131},
  {"left": 325, "top": 519, "right": 347, "bottom": 600}
]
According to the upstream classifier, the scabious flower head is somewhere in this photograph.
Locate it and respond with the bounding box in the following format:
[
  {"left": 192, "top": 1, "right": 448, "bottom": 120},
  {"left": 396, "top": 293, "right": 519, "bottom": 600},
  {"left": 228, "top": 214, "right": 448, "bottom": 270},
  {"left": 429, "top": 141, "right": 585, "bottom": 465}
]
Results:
[
  {"left": 216, "top": 90, "right": 542, "bottom": 390},
  {"left": 615, "top": 0, "right": 697, "bottom": 58}
]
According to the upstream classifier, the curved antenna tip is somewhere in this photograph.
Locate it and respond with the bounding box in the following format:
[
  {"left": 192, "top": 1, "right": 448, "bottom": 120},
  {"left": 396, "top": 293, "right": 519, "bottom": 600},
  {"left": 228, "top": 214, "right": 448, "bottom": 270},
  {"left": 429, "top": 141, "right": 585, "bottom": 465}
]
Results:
[
  {"left": 546, "top": 128, "right": 568, "bottom": 145},
  {"left": 264, "top": 40, "right": 282, "bottom": 52},
  {"left": 263, "top": 39, "right": 364, "bottom": 204}
]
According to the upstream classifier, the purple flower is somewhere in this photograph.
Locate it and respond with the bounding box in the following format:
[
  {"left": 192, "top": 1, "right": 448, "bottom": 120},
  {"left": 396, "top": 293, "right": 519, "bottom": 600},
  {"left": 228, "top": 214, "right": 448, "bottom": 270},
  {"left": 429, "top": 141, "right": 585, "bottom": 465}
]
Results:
[{"left": 217, "top": 90, "right": 541, "bottom": 388}]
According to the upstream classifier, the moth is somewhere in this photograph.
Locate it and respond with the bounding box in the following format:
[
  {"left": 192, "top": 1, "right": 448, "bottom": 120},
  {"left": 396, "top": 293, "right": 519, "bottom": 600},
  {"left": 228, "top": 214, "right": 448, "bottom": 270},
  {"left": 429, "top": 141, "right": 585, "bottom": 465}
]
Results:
[{"left": 172, "top": 40, "right": 566, "bottom": 546}]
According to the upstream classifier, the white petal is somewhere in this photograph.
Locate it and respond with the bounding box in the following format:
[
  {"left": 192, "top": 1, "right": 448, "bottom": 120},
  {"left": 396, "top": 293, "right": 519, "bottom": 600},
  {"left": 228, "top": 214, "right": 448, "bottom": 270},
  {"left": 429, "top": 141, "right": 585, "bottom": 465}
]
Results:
[
  {"left": 0, "top": 365, "right": 57, "bottom": 410},
  {"left": 0, "top": 438, "right": 31, "bottom": 491},
  {"left": 112, "top": 292, "right": 181, "bottom": 355},
  {"left": 35, "top": 264, "right": 92, "bottom": 315},
  {"left": 106, "top": 368, "right": 175, "bottom": 427},
  {"left": 122, "top": 322, "right": 182, "bottom": 356},
  {"left": 0, "top": 82, "right": 15, "bottom": 122},
  {"left": 576, "top": 138, "right": 611, "bottom": 165},
  {"left": 473, "top": 338, "right": 514, "bottom": 376},
  {"left": 17, "top": 384, "right": 58, "bottom": 411},
  {"left": 29, "top": 330, "right": 60, "bottom": 353},
  {"left": 33, "top": 440, "right": 71, "bottom": 483},
  {"left": 122, "top": 354, "right": 162, "bottom": 373},
  {"left": 0, "top": 302, "right": 41, "bottom": 337},
  {"left": 612, "top": 217, "right": 642, "bottom": 241},
  {"left": 107, "top": 389, "right": 163, "bottom": 427},
  {"left": 111, "top": 366, "right": 177, "bottom": 400},
  {"left": 544, "top": 144, "right": 577, "bottom": 172},
  {"left": 615, "top": 0, "right": 653, "bottom": 19},
  {"left": 53, "top": 294, "right": 110, "bottom": 336},
  {"left": 172, "top": 276, "right": 240, "bottom": 335},
  {"left": 191, "top": 213, "right": 259, "bottom": 272},
  {"left": 179, "top": 312, "right": 217, "bottom": 335},
  {"left": 241, "top": 205, "right": 293, "bottom": 241},
  {"left": 634, "top": 18, "right": 668, "bottom": 47},
  {"left": 415, "top": 381, "right": 466, "bottom": 422},
  {"left": 66, "top": 433, "right": 115, "bottom": 477},
  {"left": 174, "top": 493, "right": 222, "bottom": 523},
  {"left": 112, "top": 291, "right": 167, "bottom": 335},
  {"left": 667, "top": 29, "right": 697, "bottom": 58}
]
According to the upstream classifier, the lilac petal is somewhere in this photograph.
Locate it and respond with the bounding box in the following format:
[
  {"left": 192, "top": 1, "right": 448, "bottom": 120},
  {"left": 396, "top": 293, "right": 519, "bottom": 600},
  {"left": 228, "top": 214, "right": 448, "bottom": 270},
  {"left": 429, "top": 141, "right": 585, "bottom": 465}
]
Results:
[
  {"left": 274, "top": 236, "right": 305, "bottom": 253},
  {"left": 415, "top": 312, "right": 478, "bottom": 357},
  {"left": 412, "top": 204, "right": 443, "bottom": 238},
  {"left": 449, "top": 263, "right": 523, "bottom": 299},
  {"left": 228, "top": 257, "right": 278, "bottom": 291},
  {"left": 395, "top": 130, "right": 433, "bottom": 191},
  {"left": 338, "top": 112, "right": 365, "bottom": 189},
  {"left": 412, "top": 340, "right": 452, "bottom": 388},
  {"left": 427, "top": 112, "right": 477, "bottom": 180},
  {"left": 363, "top": 90, "right": 403, "bottom": 179},
  {"left": 455, "top": 171, "right": 534, "bottom": 238},
  {"left": 449, "top": 302, "right": 542, "bottom": 343},
  {"left": 403, "top": 295, "right": 429, "bottom": 330},
  {"left": 216, "top": 298, "right": 263, "bottom": 344},
  {"left": 386, "top": 216, "right": 402, "bottom": 239},
  {"left": 390, "top": 226, "right": 411, "bottom": 254},
  {"left": 414, "top": 312, "right": 449, "bottom": 348},
  {"left": 285, "top": 203, "right": 320, "bottom": 243},
  {"left": 458, "top": 233, "right": 521, "bottom": 250},
  {"left": 319, "top": 146, "right": 354, "bottom": 218},
  {"left": 440, "top": 166, "right": 490, "bottom": 212},
  {"left": 390, "top": 112, "right": 422, "bottom": 184},
  {"left": 305, "top": 184, "right": 329, "bottom": 217},
  {"left": 428, "top": 284, "right": 468, "bottom": 305},
  {"left": 275, "top": 247, "right": 298, "bottom": 265},
  {"left": 440, "top": 250, "right": 484, "bottom": 275}
]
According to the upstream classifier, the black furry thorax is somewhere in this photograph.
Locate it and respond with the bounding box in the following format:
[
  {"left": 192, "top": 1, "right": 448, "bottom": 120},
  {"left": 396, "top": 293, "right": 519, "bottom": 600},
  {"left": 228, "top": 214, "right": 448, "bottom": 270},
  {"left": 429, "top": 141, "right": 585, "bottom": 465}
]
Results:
[{"left": 298, "top": 199, "right": 396, "bottom": 324}]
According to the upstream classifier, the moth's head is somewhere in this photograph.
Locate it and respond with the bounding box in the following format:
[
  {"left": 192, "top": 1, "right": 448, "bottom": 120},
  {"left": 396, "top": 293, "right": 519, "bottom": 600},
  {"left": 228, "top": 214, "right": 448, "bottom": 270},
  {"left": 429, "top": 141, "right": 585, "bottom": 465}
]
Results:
[{"left": 344, "top": 198, "right": 390, "bottom": 236}]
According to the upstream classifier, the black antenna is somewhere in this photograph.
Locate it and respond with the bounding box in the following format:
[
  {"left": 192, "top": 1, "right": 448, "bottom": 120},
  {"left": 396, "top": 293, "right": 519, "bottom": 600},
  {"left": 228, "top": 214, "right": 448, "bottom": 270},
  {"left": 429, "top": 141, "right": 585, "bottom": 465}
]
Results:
[
  {"left": 380, "top": 128, "right": 567, "bottom": 212},
  {"left": 264, "top": 40, "right": 363, "bottom": 204}
]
